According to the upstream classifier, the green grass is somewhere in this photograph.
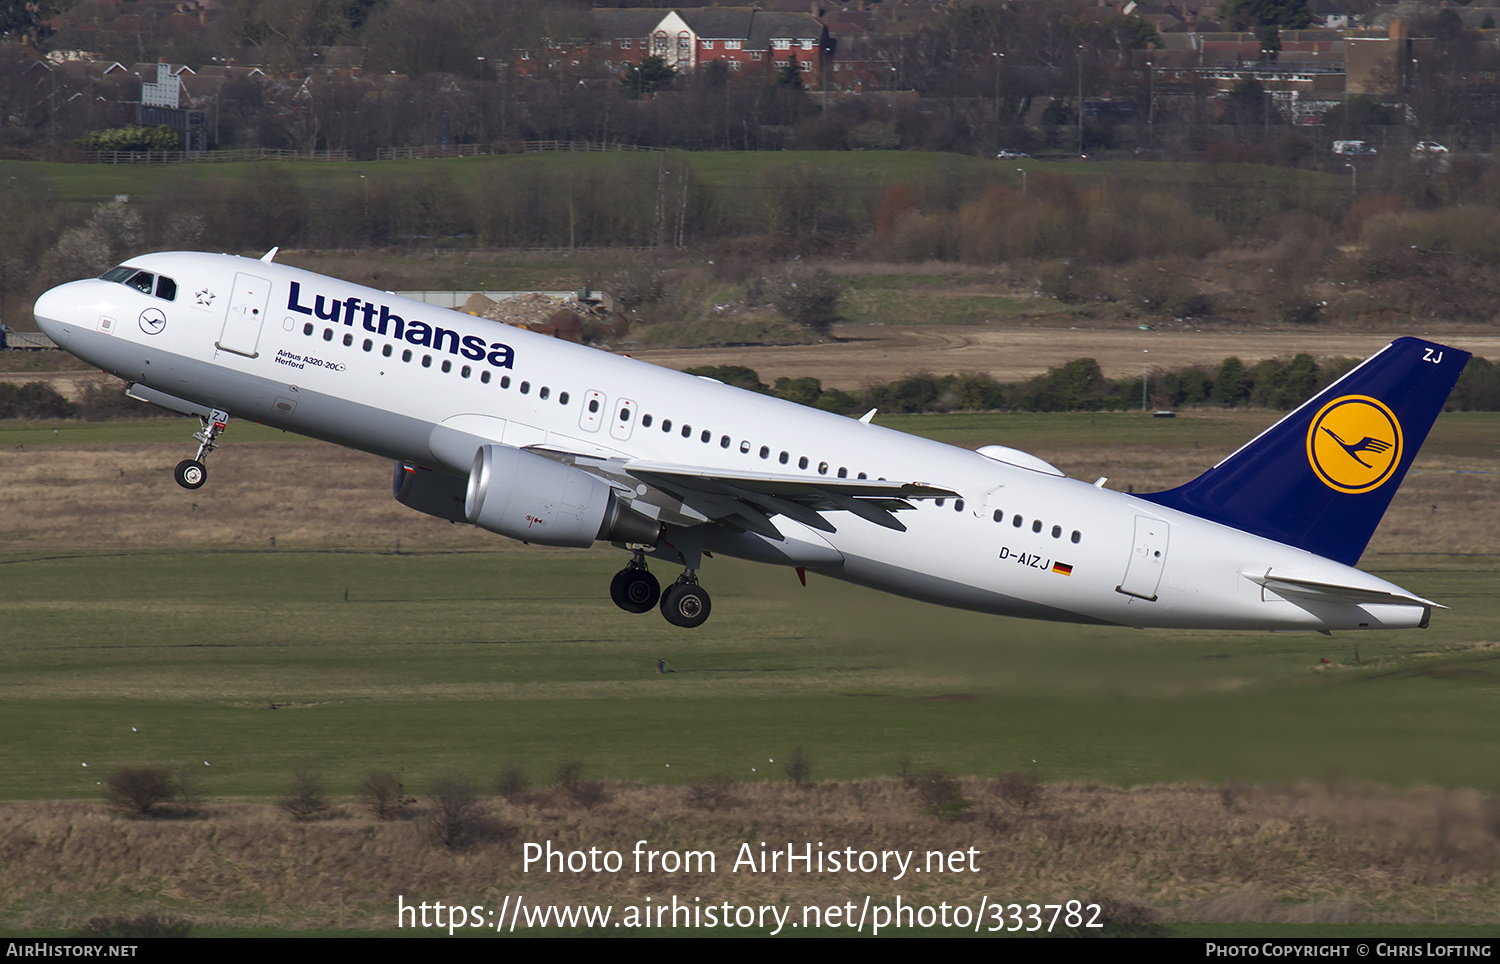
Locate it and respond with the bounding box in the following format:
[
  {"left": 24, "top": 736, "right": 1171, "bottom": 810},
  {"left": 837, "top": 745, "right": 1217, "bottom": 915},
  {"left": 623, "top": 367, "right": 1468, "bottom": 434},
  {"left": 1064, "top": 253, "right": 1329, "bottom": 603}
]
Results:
[
  {"left": 15, "top": 150, "right": 1346, "bottom": 211},
  {"left": 1, "top": 410, "right": 1495, "bottom": 800},
  {"left": 841, "top": 289, "right": 1066, "bottom": 327},
  {"left": 1, "top": 410, "right": 1497, "bottom": 934},
  {"left": 1, "top": 546, "right": 1496, "bottom": 799}
]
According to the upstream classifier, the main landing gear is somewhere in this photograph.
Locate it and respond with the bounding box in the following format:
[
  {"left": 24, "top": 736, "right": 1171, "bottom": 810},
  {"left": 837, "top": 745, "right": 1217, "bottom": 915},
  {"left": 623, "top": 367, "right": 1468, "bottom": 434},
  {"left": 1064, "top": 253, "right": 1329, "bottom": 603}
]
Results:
[
  {"left": 659, "top": 573, "right": 711, "bottom": 629},
  {"left": 174, "top": 408, "right": 229, "bottom": 490},
  {"left": 609, "top": 552, "right": 712, "bottom": 628},
  {"left": 609, "top": 554, "right": 661, "bottom": 613}
]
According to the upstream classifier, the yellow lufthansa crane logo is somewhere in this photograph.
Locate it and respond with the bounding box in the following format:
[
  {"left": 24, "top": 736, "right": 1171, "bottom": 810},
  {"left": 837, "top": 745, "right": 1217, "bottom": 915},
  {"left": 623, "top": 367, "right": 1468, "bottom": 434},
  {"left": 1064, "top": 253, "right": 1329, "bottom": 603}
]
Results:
[{"left": 1306, "top": 395, "right": 1404, "bottom": 493}]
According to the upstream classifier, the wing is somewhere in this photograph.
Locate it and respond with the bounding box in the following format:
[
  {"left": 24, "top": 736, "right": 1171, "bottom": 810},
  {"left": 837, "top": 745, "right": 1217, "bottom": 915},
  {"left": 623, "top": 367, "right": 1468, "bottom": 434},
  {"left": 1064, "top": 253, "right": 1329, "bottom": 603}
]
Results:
[{"left": 529, "top": 447, "right": 958, "bottom": 539}]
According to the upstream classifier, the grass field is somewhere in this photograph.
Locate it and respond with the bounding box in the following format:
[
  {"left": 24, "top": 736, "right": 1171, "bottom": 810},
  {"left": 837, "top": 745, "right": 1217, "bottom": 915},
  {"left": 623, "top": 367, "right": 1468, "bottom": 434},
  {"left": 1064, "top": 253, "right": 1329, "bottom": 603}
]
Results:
[
  {"left": 0, "top": 410, "right": 1496, "bottom": 933},
  {"left": 15, "top": 151, "right": 1340, "bottom": 208},
  {"left": 1, "top": 412, "right": 1494, "bottom": 791}
]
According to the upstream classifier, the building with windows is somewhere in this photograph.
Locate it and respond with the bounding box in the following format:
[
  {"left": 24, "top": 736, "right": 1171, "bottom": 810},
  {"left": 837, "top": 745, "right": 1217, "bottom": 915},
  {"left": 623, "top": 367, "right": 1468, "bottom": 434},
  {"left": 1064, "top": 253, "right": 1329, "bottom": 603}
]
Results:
[{"left": 583, "top": 7, "right": 829, "bottom": 77}]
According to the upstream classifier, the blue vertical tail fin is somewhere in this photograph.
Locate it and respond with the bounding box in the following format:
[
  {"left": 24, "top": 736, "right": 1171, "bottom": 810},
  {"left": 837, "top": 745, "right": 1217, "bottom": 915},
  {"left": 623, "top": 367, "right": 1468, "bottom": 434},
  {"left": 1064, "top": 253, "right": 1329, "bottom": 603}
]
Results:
[{"left": 1140, "top": 337, "right": 1470, "bottom": 565}]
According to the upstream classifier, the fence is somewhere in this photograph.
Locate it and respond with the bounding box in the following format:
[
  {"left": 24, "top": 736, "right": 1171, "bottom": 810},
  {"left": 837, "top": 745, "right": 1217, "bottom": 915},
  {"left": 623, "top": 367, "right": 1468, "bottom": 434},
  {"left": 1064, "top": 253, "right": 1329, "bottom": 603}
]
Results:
[
  {"left": 82, "top": 142, "right": 663, "bottom": 164},
  {"left": 376, "top": 141, "right": 663, "bottom": 160},
  {"left": 85, "top": 148, "right": 353, "bottom": 164}
]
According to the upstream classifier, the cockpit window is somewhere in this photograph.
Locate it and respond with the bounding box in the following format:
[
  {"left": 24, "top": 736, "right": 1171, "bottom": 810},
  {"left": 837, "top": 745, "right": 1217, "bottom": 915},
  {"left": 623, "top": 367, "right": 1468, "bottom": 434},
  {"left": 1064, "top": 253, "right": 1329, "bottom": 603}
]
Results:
[{"left": 100, "top": 265, "right": 177, "bottom": 302}]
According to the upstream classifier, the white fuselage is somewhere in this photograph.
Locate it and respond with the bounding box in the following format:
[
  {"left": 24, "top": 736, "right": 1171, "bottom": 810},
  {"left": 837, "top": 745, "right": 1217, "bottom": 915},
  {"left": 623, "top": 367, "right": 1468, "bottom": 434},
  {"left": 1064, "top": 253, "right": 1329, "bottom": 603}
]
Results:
[{"left": 33, "top": 252, "right": 1427, "bottom": 632}]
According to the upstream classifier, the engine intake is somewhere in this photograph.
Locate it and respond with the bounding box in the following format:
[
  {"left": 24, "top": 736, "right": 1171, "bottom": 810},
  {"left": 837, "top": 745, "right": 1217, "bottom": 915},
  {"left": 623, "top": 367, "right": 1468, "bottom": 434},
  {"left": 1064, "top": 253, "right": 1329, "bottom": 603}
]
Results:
[{"left": 465, "top": 445, "right": 660, "bottom": 548}]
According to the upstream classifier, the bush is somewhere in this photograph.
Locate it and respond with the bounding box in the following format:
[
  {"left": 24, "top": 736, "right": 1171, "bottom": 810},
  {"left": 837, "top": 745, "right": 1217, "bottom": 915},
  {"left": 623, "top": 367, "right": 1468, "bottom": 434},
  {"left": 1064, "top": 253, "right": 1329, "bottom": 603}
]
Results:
[
  {"left": 1362, "top": 206, "right": 1500, "bottom": 264},
  {"left": 76, "top": 126, "right": 180, "bottom": 152},
  {"left": 1110, "top": 260, "right": 1212, "bottom": 318},
  {"left": 1210, "top": 357, "right": 1249, "bottom": 407},
  {"left": 682, "top": 365, "right": 768, "bottom": 393},
  {"left": 1033, "top": 260, "right": 1096, "bottom": 304},
  {"left": 0, "top": 381, "right": 76, "bottom": 419},
  {"left": 1008, "top": 359, "right": 1122, "bottom": 412},
  {"left": 362, "top": 770, "right": 407, "bottom": 820},
  {"left": 105, "top": 768, "right": 179, "bottom": 817},
  {"left": 609, "top": 264, "right": 669, "bottom": 312},
  {"left": 426, "top": 772, "right": 489, "bottom": 849},
  {"left": 783, "top": 747, "right": 813, "bottom": 788},
  {"left": 996, "top": 770, "right": 1044, "bottom": 813},
  {"left": 553, "top": 760, "right": 609, "bottom": 809},
  {"left": 494, "top": 763, "right": 529, "bottom": 801},
  {"left": 687, "top": 773, "right": 739, "bottom": 811},
  {"left": 77, "top": 913, "right": 191, "bottom": 938},
  {"left": 278, "top": 768, "right": 330, "bottom": 821},
  {"left": 1451, "top": 357, "right": 1500, "bottom": 411},
  {"left": 761, "top": 265, "right": 844, "bottom": 336},
  {"left": 915, "top": 769, "right": 973, "bottom": 823}
]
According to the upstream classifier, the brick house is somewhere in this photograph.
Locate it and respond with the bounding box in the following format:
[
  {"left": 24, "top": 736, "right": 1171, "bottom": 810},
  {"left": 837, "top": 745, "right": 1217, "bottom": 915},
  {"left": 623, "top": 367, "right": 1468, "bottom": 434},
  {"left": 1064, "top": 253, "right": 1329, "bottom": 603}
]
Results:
[{"left": 588, "top": 7, "right": 829, "bottom": 78}]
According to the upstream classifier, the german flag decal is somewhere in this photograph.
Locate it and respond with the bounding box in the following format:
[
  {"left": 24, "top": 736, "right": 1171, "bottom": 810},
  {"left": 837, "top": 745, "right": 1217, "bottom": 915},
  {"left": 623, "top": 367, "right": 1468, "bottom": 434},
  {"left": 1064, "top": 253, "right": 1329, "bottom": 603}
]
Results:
[{"left": 1052, "top": 562, "right": 1073, "bottom": 576}]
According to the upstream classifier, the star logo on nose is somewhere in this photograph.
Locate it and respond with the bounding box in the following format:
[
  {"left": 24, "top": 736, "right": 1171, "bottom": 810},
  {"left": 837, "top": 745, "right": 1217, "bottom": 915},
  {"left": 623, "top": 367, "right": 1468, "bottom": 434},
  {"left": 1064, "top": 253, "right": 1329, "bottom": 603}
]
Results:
[{"left": 196, "top": 289, "right": 215, "bottom": 307}]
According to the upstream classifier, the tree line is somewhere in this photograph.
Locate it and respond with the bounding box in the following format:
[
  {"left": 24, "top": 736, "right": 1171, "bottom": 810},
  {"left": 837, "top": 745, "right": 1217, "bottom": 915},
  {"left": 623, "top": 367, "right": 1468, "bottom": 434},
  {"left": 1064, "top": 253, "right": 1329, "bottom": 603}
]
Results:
[
  {"left": 684, "top": 353, "right": 1500, "bottom": 416},
  {"left": 8, "top": 1, "right": 1500, "bottom": 160},
  {"left": 5, "top": 353, "right": 1496, "bottom": 422}
]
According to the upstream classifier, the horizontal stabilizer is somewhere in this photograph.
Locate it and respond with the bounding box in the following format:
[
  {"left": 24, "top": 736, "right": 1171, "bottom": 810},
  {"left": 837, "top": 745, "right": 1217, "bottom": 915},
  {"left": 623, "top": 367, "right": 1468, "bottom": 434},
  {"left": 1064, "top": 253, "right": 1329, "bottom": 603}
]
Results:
[{"left": 1246, "top": 571, "right": 1443, "bottom": 609}]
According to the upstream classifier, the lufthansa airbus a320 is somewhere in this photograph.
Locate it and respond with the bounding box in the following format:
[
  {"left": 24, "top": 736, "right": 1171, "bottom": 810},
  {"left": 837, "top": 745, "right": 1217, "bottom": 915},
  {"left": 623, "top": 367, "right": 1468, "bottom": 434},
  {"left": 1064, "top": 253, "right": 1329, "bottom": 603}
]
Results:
[{"left": 32, "top": 251, "right": 1470, "bottom": 632}]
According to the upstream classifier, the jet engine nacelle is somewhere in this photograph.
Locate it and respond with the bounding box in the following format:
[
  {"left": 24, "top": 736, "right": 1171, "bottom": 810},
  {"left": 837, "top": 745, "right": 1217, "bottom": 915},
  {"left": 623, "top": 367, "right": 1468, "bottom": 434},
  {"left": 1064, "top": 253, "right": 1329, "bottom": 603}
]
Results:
[
  {"left": 393, "top": 461, "right": 469, "bottom": 523},
  {"left": 465, "top": 444, "right": 660, "bottom": 548}
]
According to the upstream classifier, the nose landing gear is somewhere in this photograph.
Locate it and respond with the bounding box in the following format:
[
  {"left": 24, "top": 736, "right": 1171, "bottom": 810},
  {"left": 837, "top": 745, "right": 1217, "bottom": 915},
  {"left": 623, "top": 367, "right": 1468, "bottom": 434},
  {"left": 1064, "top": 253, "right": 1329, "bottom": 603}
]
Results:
[
  {"left": 174, "top": 459, "right": 206, "bottom": 489},
  {"left": 174, "top": 408, "right": 228, "bottom": 490}
]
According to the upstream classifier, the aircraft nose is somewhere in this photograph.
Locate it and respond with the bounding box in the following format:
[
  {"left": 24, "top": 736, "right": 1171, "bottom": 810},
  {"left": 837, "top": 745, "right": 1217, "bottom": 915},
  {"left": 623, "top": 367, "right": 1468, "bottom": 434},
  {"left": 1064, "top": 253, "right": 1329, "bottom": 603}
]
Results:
[{"left": 32, "top": 283, "right": 75, "bottom": 349}]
